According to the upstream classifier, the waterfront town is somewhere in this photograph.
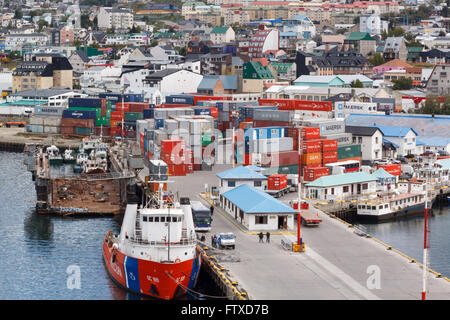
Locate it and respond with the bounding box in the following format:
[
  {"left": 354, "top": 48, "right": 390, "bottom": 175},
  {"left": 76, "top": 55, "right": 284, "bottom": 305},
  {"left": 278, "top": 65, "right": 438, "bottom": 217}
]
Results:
[{"left": 1, "top": 0, "right": 450, "bottom": 304}]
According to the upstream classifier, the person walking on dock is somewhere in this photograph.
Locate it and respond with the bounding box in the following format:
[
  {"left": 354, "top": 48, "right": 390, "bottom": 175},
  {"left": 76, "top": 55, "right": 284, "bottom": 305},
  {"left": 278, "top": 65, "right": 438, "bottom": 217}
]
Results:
[
  {"left": 258, "top": 232, "right": 264, "bottom": 243},
  {"left": 266, "top": 232, "right": 270, "bottom": 243},
  {"left": 210, "top": 205, "right": 214, "bottom": 216}
]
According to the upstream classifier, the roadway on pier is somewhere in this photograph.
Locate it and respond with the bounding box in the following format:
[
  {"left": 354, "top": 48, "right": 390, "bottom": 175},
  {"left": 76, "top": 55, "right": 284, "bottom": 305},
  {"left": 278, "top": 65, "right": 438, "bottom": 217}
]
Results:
[{"left": 170, "top": 167, "right": 450, "bottom": 300}]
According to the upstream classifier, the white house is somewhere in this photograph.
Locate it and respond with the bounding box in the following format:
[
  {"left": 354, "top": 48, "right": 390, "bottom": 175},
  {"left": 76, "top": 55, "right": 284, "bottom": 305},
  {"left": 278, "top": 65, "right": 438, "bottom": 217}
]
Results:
[
  {"left": 219, "top": 184, "right": 296, "bottom": 231},
  {"left": 376, "top": 126, "right": 419, "bottom": 157},
  {"left": 80, "top": 66, "right": 122, "bottom": 89},
  {"left": 305, "top": 172, "right": 378, "bottom": 200},
  {"left": 345, "top": 126, "right": 383, "bottom": 164},
  {"left": 216, "top": 166, "right": 268, "bottom": 194},
  {"left": 142, "top": 69, "right": 203, "bottom": 95},
  {"left": 210, "top": 26, "right": 235, "bottom": 45}
]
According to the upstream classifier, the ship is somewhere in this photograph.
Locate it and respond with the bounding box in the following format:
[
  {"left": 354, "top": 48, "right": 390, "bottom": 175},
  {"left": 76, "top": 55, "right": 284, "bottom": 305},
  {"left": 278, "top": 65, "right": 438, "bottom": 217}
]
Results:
[
  {"left": 356, "top": 193, "right": 427, "bottom": 222},
  {"left": 63, "top": 148, "right": 76, "bottom": 164},
  {"left": 24, "top": 138, "right": 140, "bottom": 216},
  {"left": 102, "top": 194, "right": 202, "bottom": 300}
]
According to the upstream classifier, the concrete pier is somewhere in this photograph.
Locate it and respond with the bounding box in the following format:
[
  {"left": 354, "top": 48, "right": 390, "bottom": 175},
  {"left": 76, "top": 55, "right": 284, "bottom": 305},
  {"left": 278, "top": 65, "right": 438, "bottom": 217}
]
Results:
[{"left": 170, "top": 167, "right": 450, "bottom": 300}]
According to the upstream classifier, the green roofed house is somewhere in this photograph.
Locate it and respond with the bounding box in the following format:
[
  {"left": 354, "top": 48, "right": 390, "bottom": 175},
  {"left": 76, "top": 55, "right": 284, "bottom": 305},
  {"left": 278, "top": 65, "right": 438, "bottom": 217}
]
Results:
[
  {"left": 210, "top": 26, "right": 235, "bottom": 45},
  {"left": 305, "top": 172, "right": 377, "bottom": 200},
  {"left": 406, "top": 46, "right": 423, "bottom": 63},
  {"left": 269, "top": 62, "right": 296, "bottom": 81},
  {"left": 242, "top": 61, "right": 275, "bottom": 93},
  {"left": 344, "top": 32, "right": 377, "bottom": 56}
]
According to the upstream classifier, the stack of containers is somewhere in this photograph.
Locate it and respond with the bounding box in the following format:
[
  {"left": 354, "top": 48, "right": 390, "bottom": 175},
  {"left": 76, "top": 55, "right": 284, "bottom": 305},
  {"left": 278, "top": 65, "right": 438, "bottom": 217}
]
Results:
[
  {"left": 161, "top": 139, "right": 187, "bottom": 176},
  {"left": 68, "top": 97, "right": 111, "bottom": 135},
  {"left": 29, "top": 106, "right": 65, "bottom": 134},
  {"left": 321, "top": 138, "right": 338, "bottom": 166},
  {"left": 337, "top": 144, "right": 362, "bottom": 163},
  {"left": 299, "top": 127, "right": 322, "bottom": 178},
  {"left": 61, "top": 109, "right": 96, "bottom": 135}
]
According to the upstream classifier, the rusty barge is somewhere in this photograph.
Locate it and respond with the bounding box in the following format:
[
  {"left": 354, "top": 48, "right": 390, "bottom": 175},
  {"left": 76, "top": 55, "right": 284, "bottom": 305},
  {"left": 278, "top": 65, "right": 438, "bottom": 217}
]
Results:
[{"left": 24, "top": 138, "right": 142, "bottom": 216}]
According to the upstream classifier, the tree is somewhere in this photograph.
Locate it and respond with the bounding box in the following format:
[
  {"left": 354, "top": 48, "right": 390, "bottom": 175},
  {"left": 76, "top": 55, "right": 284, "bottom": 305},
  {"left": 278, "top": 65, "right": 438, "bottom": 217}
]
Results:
[
  {"left": 368, "top": 53, "right": 385, "bottom": 67},
  {"left": 150, "top": 40, "right": 158, "bottom": 47},
  {"left": 351, "top": 79, "right": 364, "bottom": 88},
  {"left": 38, "top": 19, "right": 48, "bottom": 32},
  {"left": 178, "top": 46, "right": 187, "bottom": 56},
  {"left": 392, "top": 78, "right": 412, "bottom": 90},
  {"left": 14, "top": 9, "right": 23, "bottom": 19}
]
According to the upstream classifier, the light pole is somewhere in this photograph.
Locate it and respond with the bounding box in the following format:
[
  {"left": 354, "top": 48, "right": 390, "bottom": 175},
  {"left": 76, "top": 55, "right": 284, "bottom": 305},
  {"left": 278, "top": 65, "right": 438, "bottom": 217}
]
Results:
[{"left": 422, "top": 167, "right": 430, "bottom": 300}]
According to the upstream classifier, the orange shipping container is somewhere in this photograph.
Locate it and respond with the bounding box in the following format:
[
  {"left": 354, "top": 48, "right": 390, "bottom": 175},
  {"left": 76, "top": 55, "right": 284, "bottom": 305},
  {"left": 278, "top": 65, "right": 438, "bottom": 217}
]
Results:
[{"left": 301, "top": 152, "right": 322, "bottom": 165}]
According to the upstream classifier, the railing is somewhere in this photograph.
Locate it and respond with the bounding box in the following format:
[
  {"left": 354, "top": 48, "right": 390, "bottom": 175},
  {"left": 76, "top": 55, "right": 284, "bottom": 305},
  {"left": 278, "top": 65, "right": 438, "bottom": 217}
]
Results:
[
  {"left": 49, "top": 171, "right": 135, "bottom": 180},
  {"left": 128, "top": 236, "right": 197, "bottom": 247}
]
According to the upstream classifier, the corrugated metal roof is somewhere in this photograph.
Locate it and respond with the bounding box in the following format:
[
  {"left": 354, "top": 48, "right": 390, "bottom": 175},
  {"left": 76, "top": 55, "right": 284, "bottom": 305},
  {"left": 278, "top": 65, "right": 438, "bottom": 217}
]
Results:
[
  {"left": 437, "top": 158, "right": 450, "bottom": 170},
  {"left": 216, "top": 166, "right": 267, "bottom": 180},
  {"left": 305, "top": 172, "right": 377, "bottom": 187},
  {"left": 372, "top": 168, "right": 395, "bottom": 179},
  {"left": 376, "top": 126, "right": 418, "bottom": 137},
  {"left": 222, "top": 184, "right": 296, "bottom": 214}
]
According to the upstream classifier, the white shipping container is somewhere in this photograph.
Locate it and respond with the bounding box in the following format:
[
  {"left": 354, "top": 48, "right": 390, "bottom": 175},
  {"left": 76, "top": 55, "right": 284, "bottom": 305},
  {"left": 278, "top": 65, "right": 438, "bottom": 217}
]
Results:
[
  {"left": 44, "top": 126, "right": 60, "bottom": 134},
  {"left": 321, "top": 132, "right": 353, "bottom": 146},
  {"left": 249, "top": 137, "right": 293, "bottom": 154},
  {"left": 190, "top": 134, "right": 202, "bottom": 146},
  {"left": 30, "top": 116, "right": 44, "bottom": 126},
  {"left": 336, "top": 101, "right": 379, "bottom": 114},
  {"left": 43, "top": 117, "right": 61, "bottom": 127}
]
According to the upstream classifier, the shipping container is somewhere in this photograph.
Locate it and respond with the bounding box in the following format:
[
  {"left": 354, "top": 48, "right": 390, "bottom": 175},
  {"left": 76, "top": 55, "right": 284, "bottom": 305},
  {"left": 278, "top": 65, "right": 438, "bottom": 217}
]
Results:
[
  {"left": 143, "top": 109, "right": 154, "bottom": 119},
  {"left": 63, "top": 109, "right": 96, "bottom": 120},
  {"left": 322, "top": 150, "right": 338, "bottom": 164},
  {"left": 60, "top": 118, "right": 95, "bottom": 128},
  {"left": 337, "top": 145, "right": 361, "bottom": 160},
  {"left": 321, "top": 139, "right": 338, "bottom": 152},
  {"left": 68, "top": 97, "right": 105, "bottom": 109},
  {"left": 300, "top": 127, "right": 321, "bottom": 140},
  {"left": 252, "top": 109, "right": 291, "bottom": 122},
  {"left": 125, "top": 112, "right": 143, "bottom": 122},
  {"left": 301, "top": 153, "right": 322, "bottom": 165},
  {"left": 168, "top": 164, "right": 187, "bottom": 176},
  {"left": 377, "top": 164, "right": 401, "bottom": 176},
  {"left": 252, "top": 120, "right": 290, "bottom": 128},
  {"left": 320, "top": 132, "right": 353, "bottom": 146},
  {"left": 301, "top": 139, "right": 322, "bottom": 153},
  {"left": 301, "top": 119, "right": 345, "bottom": 135},
  {"left": 34, "top": 106, "right": 65, "bottom": 117},
  {"left": 303, "top": 167, "right": 330, "bottom": 181},
  {"left": 268, "top": 174, "right": 288, "bottom": 190},
  {"left": 260, "top": 150, "right": 299, "bottom": 167},
  {"left": 165, "top": 95, "right": 195, "bottom": 105},
  {"left": 74, "top": 127, "right": 94, "bottom": 135},
  {"left": 262, "top": 165, "right": 299, "bottom": 175}
]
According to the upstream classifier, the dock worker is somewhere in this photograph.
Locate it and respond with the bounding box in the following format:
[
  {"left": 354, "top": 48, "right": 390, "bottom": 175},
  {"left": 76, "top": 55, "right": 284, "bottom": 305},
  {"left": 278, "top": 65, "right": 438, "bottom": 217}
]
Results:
[
  {"left": 210, "top": 205, "right": 214, "bottom": 216},
  {"left": 266, "top": 232, "right": 270, "bottom": 243},
  {"left": 258, "top": 232, "right": 264, "bottom": 243}
]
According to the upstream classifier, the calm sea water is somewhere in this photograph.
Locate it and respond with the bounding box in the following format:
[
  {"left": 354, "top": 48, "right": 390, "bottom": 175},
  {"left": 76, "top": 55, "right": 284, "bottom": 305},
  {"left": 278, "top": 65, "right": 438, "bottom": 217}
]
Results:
[
  {"left": 1, "top": 151, "right": 449, "bottom": 299},
  {"left": 357, "top": 204, "right": 450, "bottom": 277}
]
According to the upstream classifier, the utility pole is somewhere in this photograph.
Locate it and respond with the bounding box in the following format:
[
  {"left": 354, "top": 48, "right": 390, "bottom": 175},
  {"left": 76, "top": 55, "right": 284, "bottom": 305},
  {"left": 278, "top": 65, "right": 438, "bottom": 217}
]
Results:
[
  {"left": 297, "top": 127, "right": 302, "bottom": 248},
  {"left": 422, "top": 167, "right": 430, "bottom": 300}
]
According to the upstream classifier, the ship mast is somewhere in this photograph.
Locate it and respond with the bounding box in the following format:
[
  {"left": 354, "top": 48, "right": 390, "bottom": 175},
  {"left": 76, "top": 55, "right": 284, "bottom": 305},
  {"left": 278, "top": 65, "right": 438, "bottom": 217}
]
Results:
[{"left": 422, "top": 167, "right": 430, "bottom": 300}]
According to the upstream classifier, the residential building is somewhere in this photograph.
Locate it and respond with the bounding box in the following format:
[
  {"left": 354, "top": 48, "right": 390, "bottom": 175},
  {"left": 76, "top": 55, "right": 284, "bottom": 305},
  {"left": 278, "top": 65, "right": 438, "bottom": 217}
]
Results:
[
  {"left": 142, "top": 69, "right": 203, "bottom": 94},
  {"left": 294, "top": 74, "right": 373, "bottom": 88},
  {"left": 344, "top": 32, "right": 377, "bottom": 56},
  {"left": 197, "top": 75, "right": 238, "bottom": 95},
  {"left": 200, "top": 53, "right": 232, "bottom": 75},
  {"left": 51, "top": 25, "right": 74, "bottom": 45},
  {"left": 359, "top": 14, "right": 388, "bottom": 36},
  {"left": 242, "top": 61, "right": 275, "bottom": 93},
  {"left": 97, "top": 7, "right": 134, "bottom": 30},
  {"left": 282, "top": 15, "right": 316, "bottom": 40},
  {"left": 425, "top": 63, "right": 450, "bottom": 96},
  {"left": 345, "top": 126, "right": 383, "bottom": 164},
  {"left": 210, "top": 26, "right": 235, "bottom": 45},
  {"left": 224, "top": 10, "right": 250, "bottom": 26},
  {"left": 383, "top": 37, "right": 407, "bottom": 62},
  {"left": 5, "top": 33, "right": 48, "bottom": 51},
  {"left": 248, "top": 26, "right": 279, "bottom": 58},
  {"left": 12, "top": 55, "right": 73, "bottom": 93}
]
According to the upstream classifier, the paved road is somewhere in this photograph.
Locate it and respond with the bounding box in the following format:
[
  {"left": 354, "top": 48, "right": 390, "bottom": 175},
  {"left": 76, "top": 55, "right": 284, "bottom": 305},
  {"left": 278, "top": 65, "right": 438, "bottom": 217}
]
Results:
[{"left": 169, "top": 166, "right": 450, "bottom": 300}]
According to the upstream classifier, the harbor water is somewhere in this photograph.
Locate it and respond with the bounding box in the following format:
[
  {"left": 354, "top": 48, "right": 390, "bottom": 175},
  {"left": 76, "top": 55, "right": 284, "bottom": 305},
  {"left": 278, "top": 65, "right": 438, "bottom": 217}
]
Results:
[
  {"left": 0, "top": 152, "right": 218, "bottom": 300},
  {"left": 2, "top": 151, "right": 450, "bottom": 299}
]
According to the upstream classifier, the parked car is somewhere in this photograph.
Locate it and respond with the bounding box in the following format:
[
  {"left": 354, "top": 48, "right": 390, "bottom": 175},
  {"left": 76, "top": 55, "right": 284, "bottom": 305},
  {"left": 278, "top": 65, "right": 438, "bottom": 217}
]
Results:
[
  {"left": 438, "top": 151, "right": 449, "bottom": 157},
  {"left": 397, "top": 156, "right": 408, "bottom": 164},
  {"left": 374, "top": 159, "right": 390, "bottom": 165},
  {"left": 405, "top": 154, "right": 415, "bottom": 159},
  {"left": 390, "top": 159, "right": 401, "bottom": 164}
]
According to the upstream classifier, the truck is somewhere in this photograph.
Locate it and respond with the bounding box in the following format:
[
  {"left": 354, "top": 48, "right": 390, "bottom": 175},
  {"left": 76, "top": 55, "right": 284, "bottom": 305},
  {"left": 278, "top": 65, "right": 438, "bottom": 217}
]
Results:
[
  {"left": 265, "top": 173, "right": 297, "bottom": 198},
  {"left": 289, "top": 200, "right": 322, "bottom": 227},
  {"left": 216, "top": 232, "right": 236, "bottom": 249}
]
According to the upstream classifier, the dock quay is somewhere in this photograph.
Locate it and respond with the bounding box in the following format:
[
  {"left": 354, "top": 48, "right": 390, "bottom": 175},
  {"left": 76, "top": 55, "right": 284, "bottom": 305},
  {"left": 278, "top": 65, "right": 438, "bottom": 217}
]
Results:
[{"left": 165, "top": 166, "right": 450, "bottom": 300}]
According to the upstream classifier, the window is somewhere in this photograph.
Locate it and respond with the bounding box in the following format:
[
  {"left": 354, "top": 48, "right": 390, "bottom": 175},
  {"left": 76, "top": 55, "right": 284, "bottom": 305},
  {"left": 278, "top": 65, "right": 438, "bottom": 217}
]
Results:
[
  {"left": 154, "top": 217, "right": 159, "bottom": 222},
  {"left": 254, "top": 181, "right": 262, "bottom": 187},
  {"left": 143, "top": 216, "right": 148, "bottom": 222},
  {"left": 172, "top": 217, "right": 177, "bottom": 222},
  {"left": 228, "top": 180, "right": 236, "bottom": 187},
  {"left": 255, "top": 216, "right": 268, "bottom": 224},
  {"left": 149, "top": 217, "right": 154, "bottom": 222},
  {"left": 343, "top": 186, "right": 349, "bottom": 192},
  {"left": 362, "top": 183, "right": 368, "bottom": 190}
]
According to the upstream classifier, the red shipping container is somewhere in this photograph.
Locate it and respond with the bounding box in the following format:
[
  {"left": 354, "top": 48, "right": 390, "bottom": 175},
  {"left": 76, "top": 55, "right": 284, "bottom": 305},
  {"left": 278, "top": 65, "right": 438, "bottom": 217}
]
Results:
[
  {"left": 193, "top": 95, "right": 231, "bottom": 105},
  {"left": 156, "top": 103, "right": 192, "bottom": 109},
  {"left": 61, "top": 126, "right": 75, "bottom": 135},
  {"left": 244, "top": 153, "right": 251, "bottom": 166},
  {"left": 301, "top": 139, "right": 322, "bottom": 153},
  {"left": 268, "top": 174, "right": 288, "bottom": 190},
  {"left": 258, "top": 98, "right": 293, "bottom": 108},
  {"left": 322, "top": 150, "right": 338, "bottom": 164},
  {"left": 110, "top": 111, "right": 124, "bottom": 120},
  {"left": 261, "top": 150, "right": 299, "bottom": 167},
  {"left": 290, "top": 100, "right": 332, "bottom": 112},
  {"left": 128, "top": 102, "right": 149, "bottom": 113},
  {"left": 186, "top": 164, "right": 194, "bottom": 173},
  {"left": 321, "top": 139, "right": 338, "bottom": 152},
  {"left": 168, "top": 164, "right": 187, "bottom": 176},
  {"left": 303, "top": 167, "right": 330, "bottom": 181},
  {"left": 61, "top": 118, "right": 95, "bottom": 128},
  {"left": 377, "top": 164, "right": 401, "bottom": 176},
  {"left": 300, "top": 127, "right": 320, "bottom": 140},
  {"left": 95, "top": 126, "right": 110, "bottom": 136}
]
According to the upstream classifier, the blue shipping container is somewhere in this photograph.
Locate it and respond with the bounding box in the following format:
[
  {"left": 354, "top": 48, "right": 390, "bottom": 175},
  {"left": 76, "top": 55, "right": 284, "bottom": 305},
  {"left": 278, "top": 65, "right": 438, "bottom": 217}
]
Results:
[
  {"left": 68, "top": 98, "right": 103, "bottom": 109},
  {"left": 143, "top": 109, "right": 154, "bottom": 119},
  {"left": 99, "top": 93, "right": 144, "bottom": 104},
  {"left": 165, "top": 95, "right": 195, "bottom": 105},
  {"left": 63, "top": 109, "right": 96, "bottom": 119},
  {"left": 194, "top": 108, "right": 211, "bottom": 116},
  {"left": 155, "top": 119, "right": 164, "bottom": 129}
]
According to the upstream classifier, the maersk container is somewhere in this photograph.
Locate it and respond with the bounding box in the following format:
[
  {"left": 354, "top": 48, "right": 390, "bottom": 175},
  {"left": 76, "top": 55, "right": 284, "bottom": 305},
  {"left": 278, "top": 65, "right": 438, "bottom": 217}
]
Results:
[
  {"left": 321, "top": 132, "right": 353, "bottom": 146},
  {"left": 63, "top": 109, "right": 96, "bottom": 119},
  {"left": 337, "top": 144, "right": 361, "bottom": 160},
  {"left": 35, "top": 106, "right": 65, "bottom": 117},
  {"left": 68, "top": 98, "right": 103, "bottom": 109},
  {"left": 165, "top": 95, "right": 195, "bottom": 105}
]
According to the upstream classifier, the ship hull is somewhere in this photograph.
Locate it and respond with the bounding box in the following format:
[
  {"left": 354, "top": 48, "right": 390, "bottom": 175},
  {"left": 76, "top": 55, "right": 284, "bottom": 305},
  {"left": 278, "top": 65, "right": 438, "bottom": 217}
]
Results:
[
  {"left": 357, "top": 202, "right": 426, "bottom": 223},
  {"left": 102, "top": 232, "right": 202, "bottom": 300}
]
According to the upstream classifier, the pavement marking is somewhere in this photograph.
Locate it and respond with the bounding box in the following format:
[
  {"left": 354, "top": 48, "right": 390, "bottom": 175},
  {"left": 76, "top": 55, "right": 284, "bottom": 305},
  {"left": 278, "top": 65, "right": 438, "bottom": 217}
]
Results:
[{"left": 285, "top": 234, "right": 381, "bottom": 300}]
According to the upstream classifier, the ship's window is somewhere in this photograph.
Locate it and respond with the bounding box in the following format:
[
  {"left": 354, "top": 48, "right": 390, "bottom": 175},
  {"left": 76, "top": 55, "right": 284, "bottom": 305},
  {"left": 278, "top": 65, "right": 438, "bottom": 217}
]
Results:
[
  {"left": 384, "top": 204, "right": 388, "bottom": 208},
  {"left": 172, "top": 217, "right": 177, "bottom": 222},
  {"left": 371, "top": 206, "right": 376, "bottom": 210},
  {"left": 143, "top": 216, "right": 148, "bottom": 222},
  {"left": 178, "top": 217, "right": 181, "bottom": 222},
  {"left": 361, "top": 205, "right": 366, "bottom": 209},
  {"left": 161, "top": 217, "right": 165, "bottom": 222},
  {"left": 155, "top": 217, "right": 159, "bottom": 222},
  {"left": 149, "top": 217, "right": 154, "bottom": 222},
  {"left": 379, "top": 205, "right": 383, "bottom": 210}
]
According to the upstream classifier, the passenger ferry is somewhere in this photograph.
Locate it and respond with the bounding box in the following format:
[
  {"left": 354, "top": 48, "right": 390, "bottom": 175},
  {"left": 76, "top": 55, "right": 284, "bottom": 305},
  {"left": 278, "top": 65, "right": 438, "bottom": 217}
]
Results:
[
  {"left": 102, "top": 195, "right": 202, "bottom": 299},
  {"left": 356, "top": 193, "right": 426, "bottom": 222}
]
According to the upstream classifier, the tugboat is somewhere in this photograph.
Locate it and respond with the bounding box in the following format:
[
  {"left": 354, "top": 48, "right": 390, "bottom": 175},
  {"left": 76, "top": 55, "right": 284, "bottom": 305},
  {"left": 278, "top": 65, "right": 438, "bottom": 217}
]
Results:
[
  {"left": 46, "top": 145, "right": 63, "bottom": 166},
  {"left": 102, "top": 193, "right": 202, "bottom": 300},
  {"left": 84, "top": 145, "right": 108, "bottom": 174}
]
